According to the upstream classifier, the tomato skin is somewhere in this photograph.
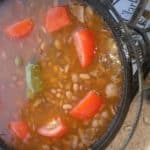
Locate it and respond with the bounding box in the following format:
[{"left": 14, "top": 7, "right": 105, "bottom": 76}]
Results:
[
  {"left": 45, "top": 6, "right": 71, "bottom": 32},
  {"left": 5, "top": 19, "right": 33, "bottom": 38},
  {"left": 73, "top": 28, "right": 96, "bottom": 68},
  {"left": 9, "top": 121, "right": 29, "bottom": 140},
  {"left": 70, "top": 91, "right": 104, "bottom": 120},
  {"left": 38, "top": 117, "right": 68, "bottom": 138}
]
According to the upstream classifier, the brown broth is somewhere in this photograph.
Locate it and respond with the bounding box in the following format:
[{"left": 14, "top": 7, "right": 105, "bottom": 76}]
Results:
[{"left": 0, "top": 0, "right": 123, "bottom": 150}]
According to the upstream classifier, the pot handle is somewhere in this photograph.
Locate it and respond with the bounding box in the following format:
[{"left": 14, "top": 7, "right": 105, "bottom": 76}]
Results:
[
  {"left": 128, "top": 0, "right": 148, "bottom": 26},
  {"left": 141, "top": 29, "right": 149, "bottom": 74},
  {"left": 113, "top": 0, "right": 150, "bottom": 75},
  {"left": 128, "top": 25, "right": 150, "bottom": 75}
]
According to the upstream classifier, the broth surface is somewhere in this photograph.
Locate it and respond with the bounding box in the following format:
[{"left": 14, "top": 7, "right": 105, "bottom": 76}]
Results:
[{"left": 0, "top": 0, "right": 123, "bottom": 150}]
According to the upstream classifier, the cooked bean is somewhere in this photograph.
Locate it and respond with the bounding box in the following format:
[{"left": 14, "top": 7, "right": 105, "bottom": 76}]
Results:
[
  {"left": 73, "top": 83, "right": 79, "bottom": 92},
  {"left": 90, "top": 71, "right": 98, "bottom": 77},
  {"left": 64, "top": 65, "right": 69, "bottom": 73},
  {"left": 59, "top": 67, "right": 64, "bottom": 73},
  {"left": 54, "top": 40, "right": 62, "bottom": 50},
  {"left": 92, "top": 120, "right": 98, "bottom": 128},
  {"left": 66, "top": 91, "right": 72, "bottom": 99},
  {"left": 56, "top": 93, "right": 61, "bottom": 98},
  {"left": 101, "top": 111, "right": 109, "bottom": 119},
  {"left": 47, "top": 62, "right": 52, "bottom": 67},
  {"left": 79, "top": 85, "right": 83, "bottom": 90},
  {"left": 57, "top": 89, "right": 61, "bottom": 92},
  {"left": 71, "top": 74, "right": 78, "bottom": 83},
  {"left": 40, "top": 42, "right": 46, "bottom": 50},
  {"left": 33, "top": 100, "right": 42, "bottom": 108},
  {"left": 51, "top": 89, "right": 57, "bottom": 94},
  {"left": 79, "top": 74, "right": 90, "bottom": 80},
  {"left": 62, "top": 104, "right": 72, "bottom": 110}
]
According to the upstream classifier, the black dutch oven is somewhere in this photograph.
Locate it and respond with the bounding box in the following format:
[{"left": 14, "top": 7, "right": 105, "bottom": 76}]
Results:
[{"left": 0, "top": 0, "right": 150, "bottom": 149}]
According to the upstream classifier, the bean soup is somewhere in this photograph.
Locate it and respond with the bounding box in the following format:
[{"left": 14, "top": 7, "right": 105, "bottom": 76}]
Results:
[{"left": 0, "top": 0, "right": 123, "bottom": 150}]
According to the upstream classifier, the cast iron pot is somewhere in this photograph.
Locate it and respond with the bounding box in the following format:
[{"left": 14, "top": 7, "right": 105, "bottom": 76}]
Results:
[{"left": 0, "top": 0, "right": 149, "bottom": 149}]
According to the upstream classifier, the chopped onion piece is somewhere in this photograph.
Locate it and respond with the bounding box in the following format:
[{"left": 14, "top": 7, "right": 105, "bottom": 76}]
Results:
[
  {"left": 71, "top": 5, "right": 84, "bottom": 23},
  {"left": 105, "top": 83, "right": 118, "bottom": 98}
]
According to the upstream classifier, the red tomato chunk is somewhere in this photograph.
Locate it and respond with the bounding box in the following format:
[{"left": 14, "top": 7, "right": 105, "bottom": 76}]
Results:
[
  {"left": 73, "top": 28, "right": 96, "bottom": 68},
  {"left": 5, "top": 19, "right": 33, "bottom": 38},
  {"left": 45, "top": 6, "right": 71, "bottom": 32},
  {"left": 70, "top": 91, "right": 104, "bottom": 120},
  {"left": 9, "top": 121, "right": 29, "bottom": 141}
]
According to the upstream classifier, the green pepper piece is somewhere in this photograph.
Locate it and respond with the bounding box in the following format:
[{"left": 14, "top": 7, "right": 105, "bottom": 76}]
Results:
[{"left": 25, "top": 63, "right": 43, "bottom": 99}]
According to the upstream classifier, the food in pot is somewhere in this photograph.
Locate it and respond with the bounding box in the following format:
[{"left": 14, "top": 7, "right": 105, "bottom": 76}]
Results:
[{"left": 0, "top": 1, "right": 123, "bottom": 150}]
